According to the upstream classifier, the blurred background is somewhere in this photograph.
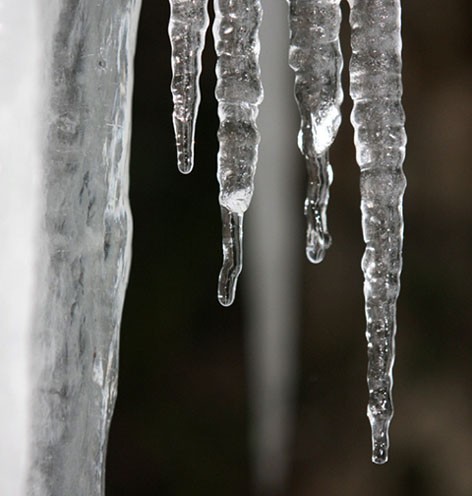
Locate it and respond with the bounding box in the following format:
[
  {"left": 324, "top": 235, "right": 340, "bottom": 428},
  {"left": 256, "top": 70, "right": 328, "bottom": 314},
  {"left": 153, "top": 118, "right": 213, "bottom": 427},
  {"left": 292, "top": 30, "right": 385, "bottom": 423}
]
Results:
[{"left": 106, "top": 1, "right": 472, "bottom": 494}]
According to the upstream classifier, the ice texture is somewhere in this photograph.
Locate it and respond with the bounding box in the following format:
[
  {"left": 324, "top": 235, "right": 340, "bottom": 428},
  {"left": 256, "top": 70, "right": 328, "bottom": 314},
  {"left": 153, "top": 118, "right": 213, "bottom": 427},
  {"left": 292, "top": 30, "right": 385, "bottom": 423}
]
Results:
[
  {"left": 213, "top": 0, "right": 263, "bottom": 306},
  {"left": 169, "top": 0, "right": 209, "bottom": 173},
  {"left": 287, "top": 0, "right": 343, "bottom": 263},
  {"left": 27, "top": 1, "right": 142, "bottom": 494},
  {"left": 348, "top": 0, "right": 407, "bottom": 464}
]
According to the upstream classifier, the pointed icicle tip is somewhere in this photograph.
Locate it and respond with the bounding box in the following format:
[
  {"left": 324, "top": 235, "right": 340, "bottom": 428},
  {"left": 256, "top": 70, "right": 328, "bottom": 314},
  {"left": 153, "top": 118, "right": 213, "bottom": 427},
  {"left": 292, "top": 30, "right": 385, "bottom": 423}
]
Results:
[{"left": 217, "top": 208, "right": 243, "bottom": 307}]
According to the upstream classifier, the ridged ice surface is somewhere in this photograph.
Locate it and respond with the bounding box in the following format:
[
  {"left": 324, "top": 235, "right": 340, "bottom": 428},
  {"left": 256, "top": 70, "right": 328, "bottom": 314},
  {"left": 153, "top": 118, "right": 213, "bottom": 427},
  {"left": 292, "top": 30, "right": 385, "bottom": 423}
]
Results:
[
  {"left": 169, "top": 0, "right": 209, "bottom": 173},
  {"left": 348, "top": 0, "right": 407, "bottom": 464},
  {"left": 213, "top": 0, "right": 263, "bottom": 306},
  {"left": 287, "top": 0, "right": 343, "bottom": 263},
  {"left": 29, "top": 1, "right": 141, "bottom": 494}
]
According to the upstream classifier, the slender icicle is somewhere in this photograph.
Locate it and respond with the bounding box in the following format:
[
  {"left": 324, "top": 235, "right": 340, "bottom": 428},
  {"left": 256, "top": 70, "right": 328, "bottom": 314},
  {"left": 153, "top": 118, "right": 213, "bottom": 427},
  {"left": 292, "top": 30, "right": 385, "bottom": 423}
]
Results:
[
  {"left": 213, "top": 0, "right": 263, "bottom": 306},
  {"left": 168, "top": 0, "right": 209, "bottom": 173},
  {"left": 287, "top": 0, "right": 343, "bottom": 263},
  {"left": 348, "top": 0, "right": 407, "bottom": 464}
]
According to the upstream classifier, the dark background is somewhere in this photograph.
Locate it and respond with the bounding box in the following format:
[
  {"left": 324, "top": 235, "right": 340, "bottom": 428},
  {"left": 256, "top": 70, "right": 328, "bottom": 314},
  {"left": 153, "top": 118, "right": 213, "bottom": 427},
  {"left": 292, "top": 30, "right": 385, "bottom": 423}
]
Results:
[{"left": 106, "top": 1, "right": 472, "bottom": 494}]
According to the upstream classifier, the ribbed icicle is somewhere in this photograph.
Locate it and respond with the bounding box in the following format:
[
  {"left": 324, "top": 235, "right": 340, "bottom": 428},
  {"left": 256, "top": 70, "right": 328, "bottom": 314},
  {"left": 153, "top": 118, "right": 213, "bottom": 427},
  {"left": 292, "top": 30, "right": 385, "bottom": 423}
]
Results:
[
  {"left": 287, "top": 0, "right": 343, "bottom": 263},
  {"left": 169, "top": 0, "right": 209, "bottom": 173},
  {"left": 348, "top": 0, "right": 407, "bottom": 464},
  {"left": 213, "top": 0, "right": 263, "bottom": 306}
]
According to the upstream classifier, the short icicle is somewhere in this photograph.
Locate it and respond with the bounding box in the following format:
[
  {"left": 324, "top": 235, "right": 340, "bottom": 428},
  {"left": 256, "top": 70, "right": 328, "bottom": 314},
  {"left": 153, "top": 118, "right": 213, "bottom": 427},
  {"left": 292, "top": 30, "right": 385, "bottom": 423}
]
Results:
[
  {"left": 348, "top": 0, "right": 407, "bottom": 463},
  {"left": 168, "top": 0, "right": 209, "bottom": 173},
  {"left": 287, "top": 0, "right": 343, "bottom": 263},
  {"left": 213, "top": 0, "right": 263, "bottom": 306}
]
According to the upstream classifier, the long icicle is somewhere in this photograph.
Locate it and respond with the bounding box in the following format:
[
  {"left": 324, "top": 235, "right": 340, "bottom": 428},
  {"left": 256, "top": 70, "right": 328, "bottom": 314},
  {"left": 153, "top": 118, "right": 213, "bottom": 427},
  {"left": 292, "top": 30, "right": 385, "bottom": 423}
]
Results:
[
  {"left": 348, "top": 0, "right": 407, "bottom": 463},
  {"left": 287, "top": 0, "right": 343, "bottom": 263},
  {"left": 213, "top": 0, "right": 263, "bottom": 306},
  {"left": 168, "top": 0, "right": 209, "bottom": 174}
]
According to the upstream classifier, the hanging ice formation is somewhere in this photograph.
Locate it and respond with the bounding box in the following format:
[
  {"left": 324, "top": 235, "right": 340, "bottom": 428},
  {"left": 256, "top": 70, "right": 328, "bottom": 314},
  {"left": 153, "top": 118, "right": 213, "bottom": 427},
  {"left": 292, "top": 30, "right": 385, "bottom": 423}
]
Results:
[
  {"left": 168, "top": 0, "right": 406, "bottom": 462},
  {"left": 287, "top": 0, "right": 343, "bottom": 264},
  {"left": 169, "top": 0, "right": 209, "bottom": 173},
  {"left": 169, "top": 0, "right": 263, "bottom": 306},
  {"left": 213, "top": 0, "right": 263, "bottom": 306},
  {"left": 349, "top": 0, "right": 406, "bottom": 463}
]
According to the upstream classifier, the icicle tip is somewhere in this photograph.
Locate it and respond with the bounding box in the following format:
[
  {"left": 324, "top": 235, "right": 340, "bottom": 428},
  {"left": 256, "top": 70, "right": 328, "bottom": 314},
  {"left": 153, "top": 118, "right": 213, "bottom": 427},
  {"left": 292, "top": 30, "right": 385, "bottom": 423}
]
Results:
[
  {"left": 217, "top": 208, "right": 243, "bottom": 307},
  {"left": 305, "top": 237, "right": 331, "bottom": 264},
  {"left": 173, "top": 118, "right": 195, "bottom": 174},
  {"left": 369, "top": 414, "right": 391, "bottom": 464}
]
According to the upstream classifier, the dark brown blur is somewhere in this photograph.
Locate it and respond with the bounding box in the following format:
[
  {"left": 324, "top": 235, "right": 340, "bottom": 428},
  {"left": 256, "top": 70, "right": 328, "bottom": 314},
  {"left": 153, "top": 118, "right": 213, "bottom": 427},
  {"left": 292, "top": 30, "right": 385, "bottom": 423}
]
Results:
[{"left": 106, "top": 1, "right": 472, "bottom": 495}]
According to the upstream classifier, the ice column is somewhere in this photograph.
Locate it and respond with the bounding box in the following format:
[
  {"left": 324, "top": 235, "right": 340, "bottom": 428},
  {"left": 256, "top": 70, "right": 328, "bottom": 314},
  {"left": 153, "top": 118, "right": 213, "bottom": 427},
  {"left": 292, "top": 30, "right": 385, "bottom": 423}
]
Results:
[
  {"left": 0, "top": 1, "right": 141, "bottom": 495},
  {"left": 287, "top": 0, "right": 343, "bottom": 263},
  {"left": 169, "top": 0, "right": 209, "bottom": 173},
  {"left": 348, "top": 0, "right": 407, "bottom": 464},
  {"left": 214, "top": 0, "right": 264, "bottom": 306}
]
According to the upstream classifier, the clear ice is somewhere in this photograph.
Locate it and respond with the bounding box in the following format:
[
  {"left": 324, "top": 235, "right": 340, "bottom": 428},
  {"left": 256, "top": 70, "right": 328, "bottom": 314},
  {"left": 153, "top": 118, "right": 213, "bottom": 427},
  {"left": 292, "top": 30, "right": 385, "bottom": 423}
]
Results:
[
  {"left": 348, "top": 0, "right": 407, "bottom": 464},
  {"left": 29, "top": 1, "right": 141, "bottom": 494},
  {"left": 213, "top": 0, "right": 263, "bottom": 306},
  {"left": 169, "top": 0, "right": 209, "bottom": 173},
  {"left": 166, "top": 0, "right": 407, "bottom": 461},
  {"left": 287, "top": 0, "right": 343, "bottom": 263}
]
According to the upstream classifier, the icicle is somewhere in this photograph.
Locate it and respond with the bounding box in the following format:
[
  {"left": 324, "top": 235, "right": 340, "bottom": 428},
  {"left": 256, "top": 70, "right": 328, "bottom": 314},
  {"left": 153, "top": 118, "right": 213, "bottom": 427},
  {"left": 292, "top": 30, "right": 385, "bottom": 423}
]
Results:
[
  {"left": 348, "top": 0, "right": 407, "bottom": 464},
  {"left": 213, "top": 0, "right": 263, "bottom": 306},
  {"left": 287, "top": 0, "right": 343, "bottom": 263},
  {"left": 168, "top": 0, "right": 209, "bottom": 174}
]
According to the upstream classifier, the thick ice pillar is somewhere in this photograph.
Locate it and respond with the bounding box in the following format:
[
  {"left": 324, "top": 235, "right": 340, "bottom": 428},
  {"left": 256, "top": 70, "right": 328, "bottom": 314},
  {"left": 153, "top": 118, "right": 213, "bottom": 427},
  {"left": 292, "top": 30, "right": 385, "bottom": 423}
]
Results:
[{"left": 0, "top": 1, "right": 141, "bottom": 495}]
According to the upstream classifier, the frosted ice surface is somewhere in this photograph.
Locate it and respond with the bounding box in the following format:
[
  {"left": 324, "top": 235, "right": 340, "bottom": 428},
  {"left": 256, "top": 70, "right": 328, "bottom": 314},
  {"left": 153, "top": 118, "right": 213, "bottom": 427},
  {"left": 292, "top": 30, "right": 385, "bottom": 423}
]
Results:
[
  {"left": 169, "top": 0, "right": 209, "bottom": 173},
  {"left": 26, "top": 1, "right": 142, "bottom": 494},
  {"left": 348, "top": 0, "right": 407, "bottom": 464},
  {"left": 287, "top": 0, "right": 343, "bottom": 263},
  {"left": 213, "top": 0, "right": 263, "bottom": 306}
]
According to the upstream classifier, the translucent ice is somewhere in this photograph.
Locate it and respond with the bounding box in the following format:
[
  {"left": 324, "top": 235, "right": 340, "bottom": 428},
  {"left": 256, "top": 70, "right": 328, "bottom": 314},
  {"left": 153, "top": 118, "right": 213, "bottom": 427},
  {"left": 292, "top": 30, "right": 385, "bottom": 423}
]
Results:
[
  {"left": 213, "top": 0, "right": 263, "bottom": 306},
  {"left": 0, "top": 1, "right": 141, "bottom": 494},
  {"left": 348, "top": 0, "right": 407, "bottom": 464},
  {"left": 287, "top": 0, "right": 343, "bottom": 263},
  {"left": 169, "top": 0, "right": 209, "bottom": 173}
]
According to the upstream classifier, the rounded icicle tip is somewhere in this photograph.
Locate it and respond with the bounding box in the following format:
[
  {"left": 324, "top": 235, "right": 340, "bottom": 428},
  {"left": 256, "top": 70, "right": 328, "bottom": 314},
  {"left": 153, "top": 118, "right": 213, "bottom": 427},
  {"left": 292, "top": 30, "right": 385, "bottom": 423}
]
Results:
[
  {"left": 174, "top": 118, "right": 194, "bottom": 174},
  {"left": 217, "top": 209, "right": 243, "bottom": 307},
  {"left": 305, "top": 239, "right": 329, "bottom": 264},
  {"left": 372, "top": 443, "right": 389, "bottom": 465}
]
